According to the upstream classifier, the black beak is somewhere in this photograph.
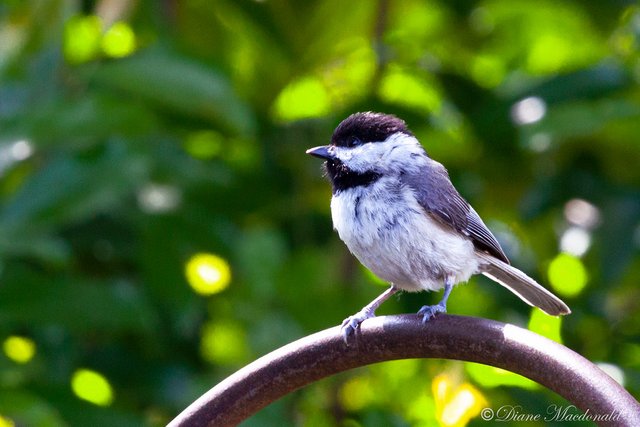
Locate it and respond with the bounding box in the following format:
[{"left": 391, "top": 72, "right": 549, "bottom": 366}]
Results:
[{"left": 306, "top": 145, "right": 335, "bottom": 160}]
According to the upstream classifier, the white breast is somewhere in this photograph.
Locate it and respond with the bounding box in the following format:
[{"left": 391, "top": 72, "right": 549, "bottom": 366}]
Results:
[{"left": 331, "top": 177, "right": 480, "bottom": 292}]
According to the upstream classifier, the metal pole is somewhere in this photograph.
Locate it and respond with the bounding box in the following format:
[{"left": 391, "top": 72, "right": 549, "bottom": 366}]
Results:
[{"left": 168, "top": 315, "right": 640, "bottom": 427}]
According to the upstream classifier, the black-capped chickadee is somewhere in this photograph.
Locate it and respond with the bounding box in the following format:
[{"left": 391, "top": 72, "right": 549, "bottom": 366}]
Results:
[{"left": 307, "top": 112, "right": 570, "bottom": 341}]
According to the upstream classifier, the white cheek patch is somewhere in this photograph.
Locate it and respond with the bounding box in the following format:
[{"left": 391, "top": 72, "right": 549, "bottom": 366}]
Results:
[
  {"left": 334, "top": 134, "right": 427, "bottom": 174},
  {"left": 335, "top": 143, "right": 386, "bottom": 173}
]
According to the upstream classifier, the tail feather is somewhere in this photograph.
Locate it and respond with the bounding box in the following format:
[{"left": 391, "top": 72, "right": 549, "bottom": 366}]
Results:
[{"left": 476, "top": 252, "right": 571, "bottom": 316}]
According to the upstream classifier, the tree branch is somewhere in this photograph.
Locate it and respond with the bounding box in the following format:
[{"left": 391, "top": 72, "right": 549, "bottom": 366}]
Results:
[{"left": 168, "top": 314, "right": 640, "bottom": 427}]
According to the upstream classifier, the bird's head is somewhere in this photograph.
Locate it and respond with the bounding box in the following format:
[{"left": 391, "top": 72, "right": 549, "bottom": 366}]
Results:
[{"left": 307, "top": 112, "right": 426, "bottom": 191}]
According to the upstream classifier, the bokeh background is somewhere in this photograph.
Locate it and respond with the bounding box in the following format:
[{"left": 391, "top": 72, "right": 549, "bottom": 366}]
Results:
[{"left": 1, "top": 0, "right": 639, "bottom": 426}]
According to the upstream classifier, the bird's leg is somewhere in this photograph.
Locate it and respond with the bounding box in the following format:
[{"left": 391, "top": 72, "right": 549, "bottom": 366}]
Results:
[
  {"left": 341, "top": 285, "right": 399, "bottom": 343},
  {"left": 418, "top": 275, "right": 454, "bottom": 322}
]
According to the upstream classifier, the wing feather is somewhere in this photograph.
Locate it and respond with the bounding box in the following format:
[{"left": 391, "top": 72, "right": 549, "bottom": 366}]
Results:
[{"left": 400, "top": 159, "right": 510, "bottom": 264}]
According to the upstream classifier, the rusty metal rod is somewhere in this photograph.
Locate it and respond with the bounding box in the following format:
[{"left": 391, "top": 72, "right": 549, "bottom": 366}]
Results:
[{"left": 168, "top": 315, "right": 640, "bottom": 427}]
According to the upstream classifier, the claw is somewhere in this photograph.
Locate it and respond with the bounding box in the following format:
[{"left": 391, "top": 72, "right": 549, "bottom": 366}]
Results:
[
  {"left": 417, "top": 302, "right": 447, "bottom": 323},
  {"left": 339, "top": 285, "right": 400, "bottom": 345},
  {"left": 418, "top": 277, "right": 453, "bottom": 323},
  {"left": 340, "top": 309, "right": 375, "bottom": 344}
]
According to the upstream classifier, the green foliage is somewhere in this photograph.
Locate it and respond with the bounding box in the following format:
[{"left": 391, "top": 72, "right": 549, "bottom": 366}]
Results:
[{"left": 0, "top": 1, "right": 639, "bottom": 426}]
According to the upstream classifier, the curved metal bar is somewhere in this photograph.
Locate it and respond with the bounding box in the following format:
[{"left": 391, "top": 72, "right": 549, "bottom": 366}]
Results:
[{"left": 168, "top": 315, "right": 640, "bottom": 427}]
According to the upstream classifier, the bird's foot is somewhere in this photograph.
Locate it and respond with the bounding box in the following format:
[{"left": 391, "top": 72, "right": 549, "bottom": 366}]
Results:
[
  {"left": 340, "top": 308, "right": 376, "bottom": 344},
  {"left": 417, "top": 302, "right": 447, "bottom": 323},
  {"left": 339, "top": 285, "right": 400, "bottom": 345}
]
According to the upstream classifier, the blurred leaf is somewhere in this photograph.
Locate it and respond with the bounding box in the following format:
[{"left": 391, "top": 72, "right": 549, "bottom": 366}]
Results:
[
  {"left": 483, "top": 0, "right": 607, "bottom": 74},
  {"left": 272, "top": 75, "right": 331, "bottom": 121},
  {"left": 525, "top": 97, "right": 640, "bottom": 140},
  {"left": 598, "top": 196, "right": 640, "bottom": 283},
  {"left": 0, "top": 140, "right": 146, "bottom": 229},
  {"left": 528, "top": 308, "right": 563, "bottom": 343},
  {"left": 0, "top": 272, "right": 158, "bottom": 334},
  {"left": 19, "top": 94, "right": 159, "bottom": 147},
  {"left": 0, "top": 390, "right": 66, "bottom": 427},
  {"left": 547, "top": 253, "right": 588, "bottom": 298},
  {"left": 0, "top": 233, "right": 70, "bottom": 266},
  {"left": 91, "top": 49, "right": 256, "bottom": 136},
  {"left": 378, "top": 66, "right": 442, "bottom": 113},
  {"left": 432, "top": 372, "right": 487, "bottom": 427},
  {"left": 235, "top": 226, "right": 287, "bottom": 300},
  {"left": 200, "top": 320, "right": 249, "bottom": 366},
  {"left": 63, "top": 15, "right": 102, "bottom": 64},
  {"left": 516, "top": 63, "right": 631, "bottom": 103},
  {"left": 466, "top": 363, "right": 538, "bottom": 390}
]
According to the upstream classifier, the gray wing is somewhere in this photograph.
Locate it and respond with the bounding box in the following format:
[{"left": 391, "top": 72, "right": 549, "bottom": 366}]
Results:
[{"left": 401, "top": 159, "right": 510, "bottom": 264}]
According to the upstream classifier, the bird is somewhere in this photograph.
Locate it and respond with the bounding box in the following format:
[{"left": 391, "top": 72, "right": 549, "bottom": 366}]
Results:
[{"left": 306, "top": 112, "right": 570, "bottom": 342}]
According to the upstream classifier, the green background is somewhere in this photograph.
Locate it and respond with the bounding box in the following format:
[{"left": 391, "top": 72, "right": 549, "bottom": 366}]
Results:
[{"left": 0, "top": 0, "right": 639, "bottom": 426}]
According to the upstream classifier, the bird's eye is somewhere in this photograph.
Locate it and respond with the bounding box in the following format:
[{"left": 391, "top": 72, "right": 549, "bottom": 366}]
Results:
[{"left": 348, "top": 136, "right": 362, "bottom": 147}]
